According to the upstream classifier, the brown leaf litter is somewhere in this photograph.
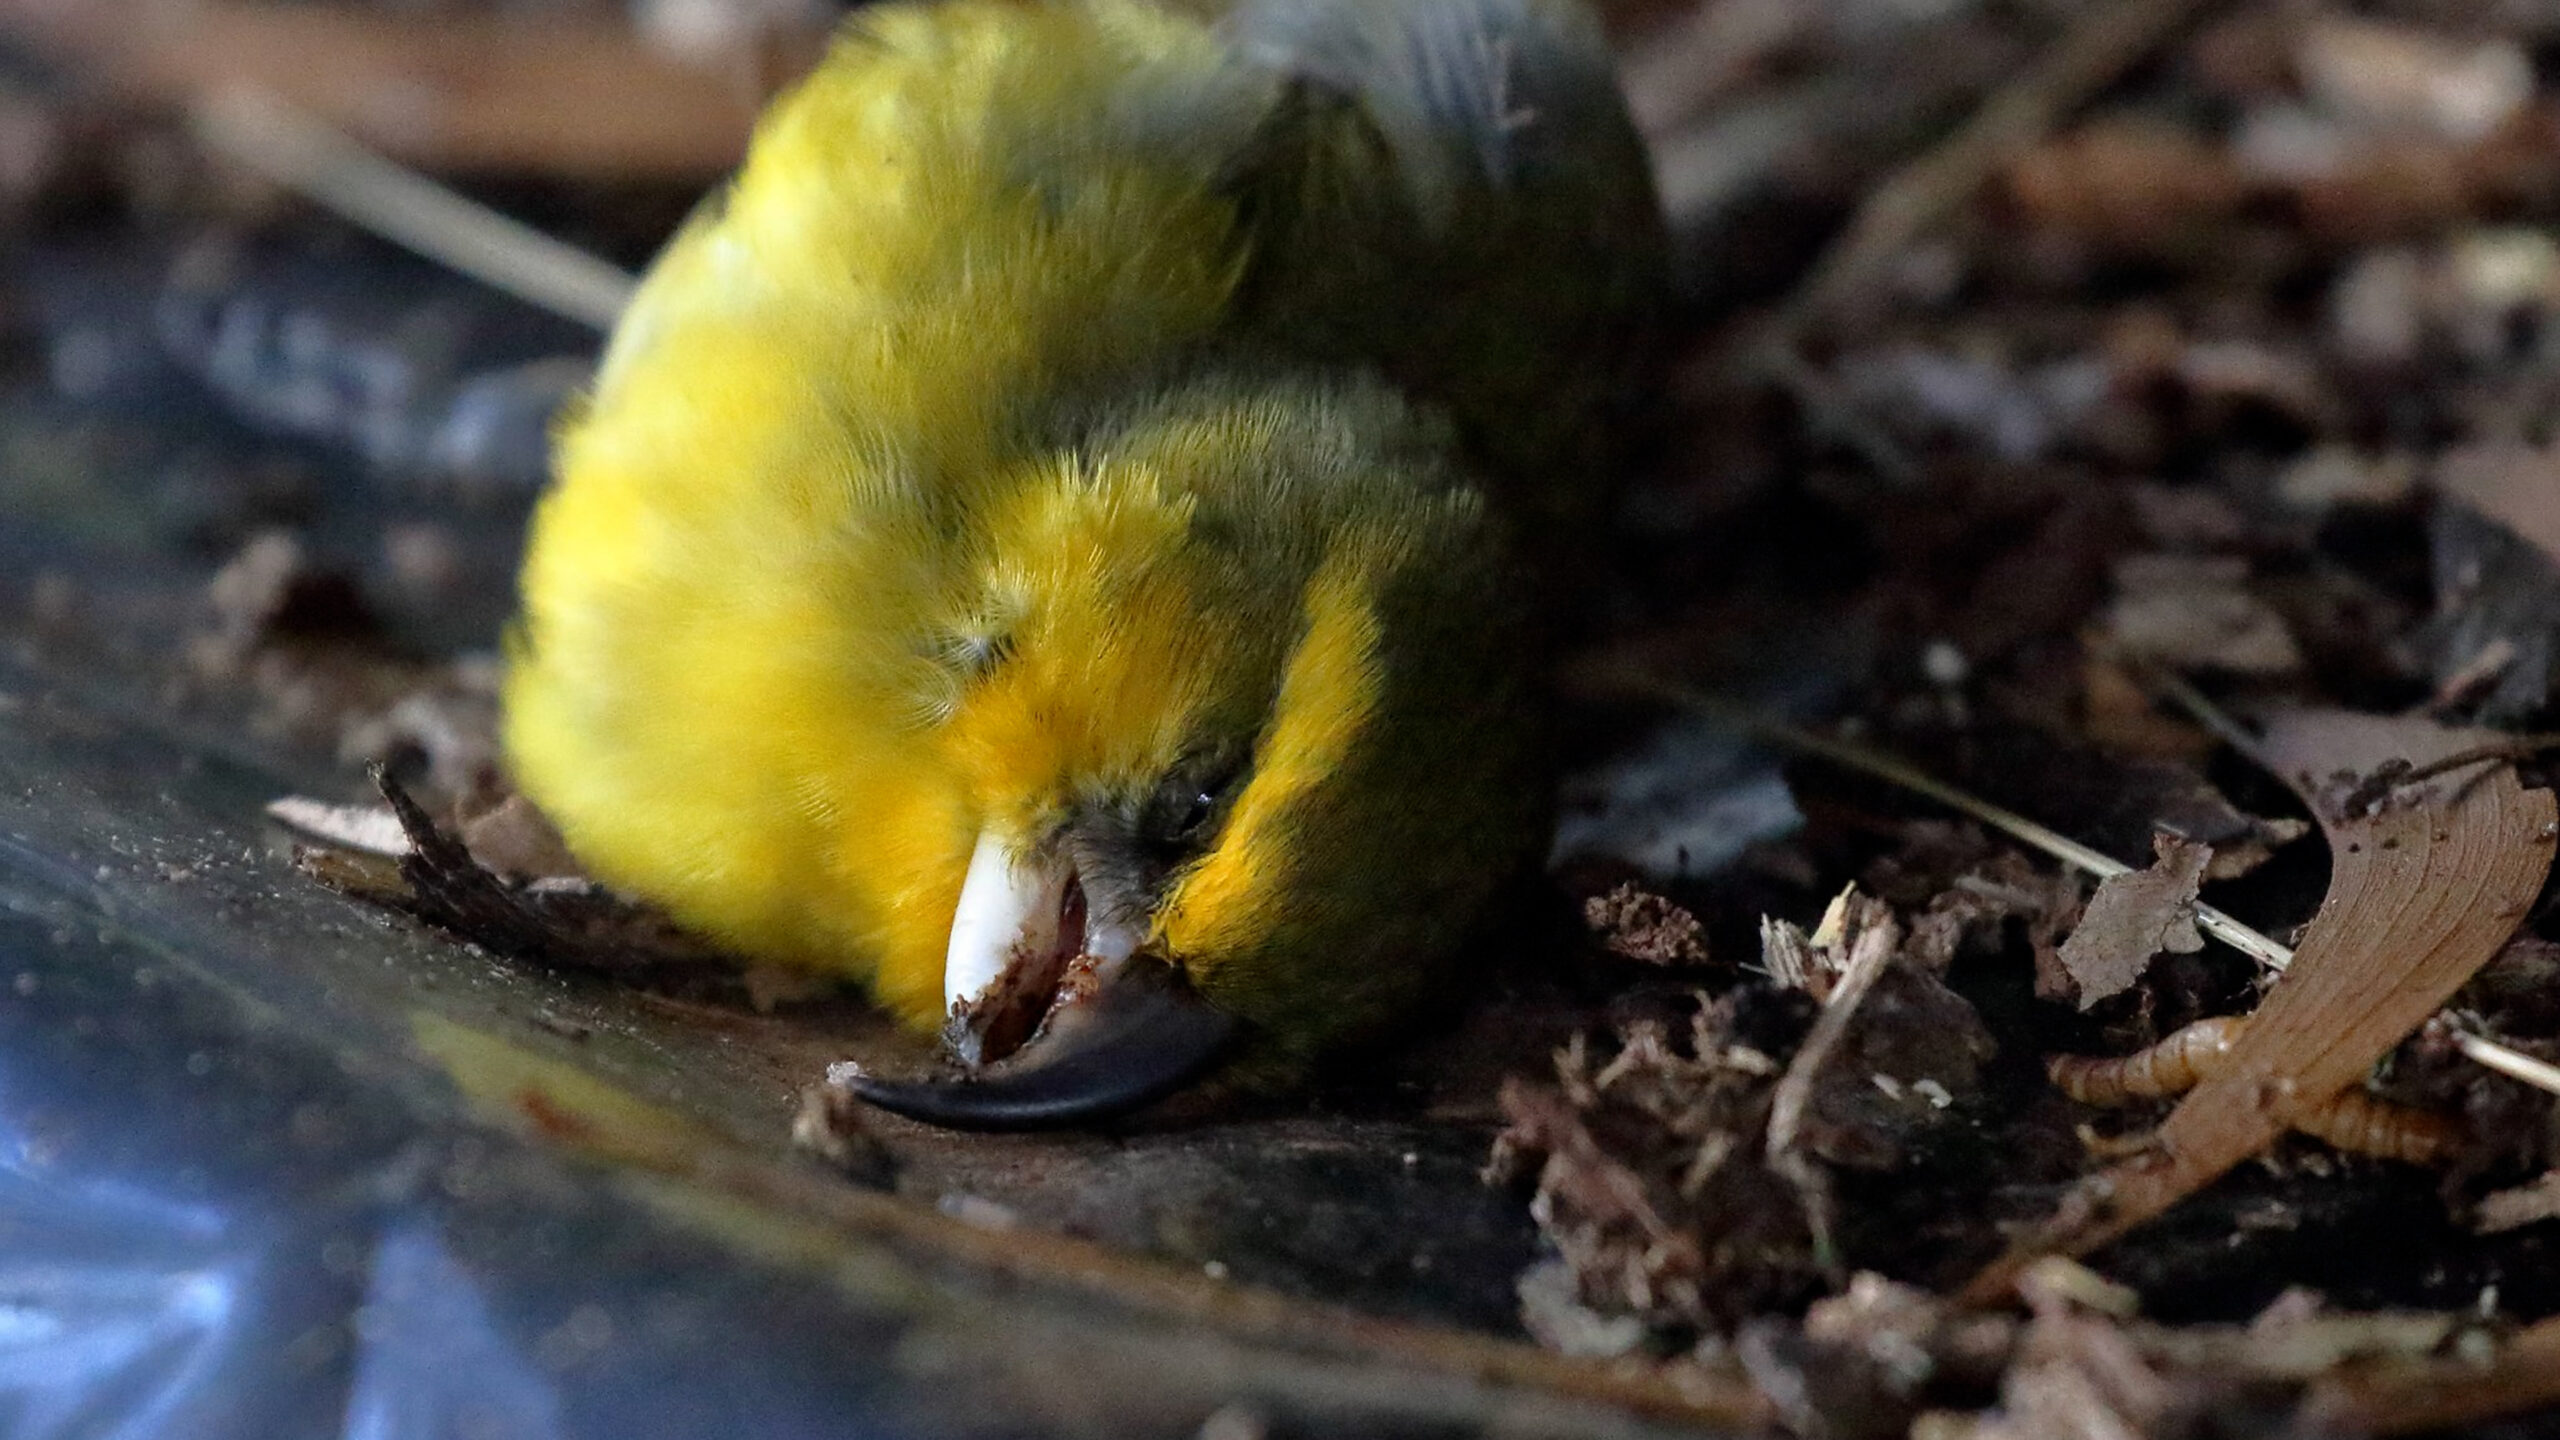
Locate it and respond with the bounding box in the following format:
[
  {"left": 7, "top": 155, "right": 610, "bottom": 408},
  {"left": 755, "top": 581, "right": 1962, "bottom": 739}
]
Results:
[
  {"left": 1964, "top": 710, "right": 2558, "bottom": 1298},
  {"left": 2043, "top": 833, "right": 2208, "bottom": 1011},
  {"left": 1725, "top": 1256, "right": 2528, "bottom": 1440},
  {"left": 184, "top": 529, "right": 509, "bottom": 806},
  {"left": 1490, "top": 887, "right": 2001, "bottom": 1334},
  {"left": 2100, "top": 555, "right": 2304, "bottom": 677}
]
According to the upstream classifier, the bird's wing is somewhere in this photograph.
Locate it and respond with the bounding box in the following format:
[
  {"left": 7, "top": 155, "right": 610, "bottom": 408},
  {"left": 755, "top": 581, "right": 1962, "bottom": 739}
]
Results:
[
  {"left": 1217, "top": 0, "right": 1668, "bottom": 525},
  {"left": 1225, "top": 0, "right": 1650, "bottom": 220}
]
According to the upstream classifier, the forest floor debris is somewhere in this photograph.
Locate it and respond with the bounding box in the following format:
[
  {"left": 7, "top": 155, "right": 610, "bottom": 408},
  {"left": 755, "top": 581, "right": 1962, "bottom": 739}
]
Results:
[{"left": 17, "top": 0, "right": 2560, "bottom": 1432}]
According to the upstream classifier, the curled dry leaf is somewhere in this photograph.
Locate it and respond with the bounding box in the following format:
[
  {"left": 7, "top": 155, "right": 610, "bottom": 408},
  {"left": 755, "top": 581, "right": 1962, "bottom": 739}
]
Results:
[
  {"left": 1964, "top": 710, "right": 2557, "bottom": 1301},
  {"left": 2045, "top": 833, "right": 2209, "bottom": 1010}
]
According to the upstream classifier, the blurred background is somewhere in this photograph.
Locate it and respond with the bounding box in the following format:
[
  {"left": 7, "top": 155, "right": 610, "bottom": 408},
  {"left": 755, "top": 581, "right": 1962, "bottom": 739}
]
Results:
[{"left": 10, "top": 0, "right": 2560, "bottom": 1436}]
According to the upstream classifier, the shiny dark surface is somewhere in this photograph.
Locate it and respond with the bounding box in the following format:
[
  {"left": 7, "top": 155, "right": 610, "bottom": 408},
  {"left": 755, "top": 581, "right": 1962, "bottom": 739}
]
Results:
[{"left": 0, "top": 225, "right": 1729, "bottom": 1440}]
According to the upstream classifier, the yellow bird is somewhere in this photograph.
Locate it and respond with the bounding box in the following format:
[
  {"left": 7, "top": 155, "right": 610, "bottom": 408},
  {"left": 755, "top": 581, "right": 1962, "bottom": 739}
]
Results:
[{"left": 504, "top": 0, "right": 1665, "bottom": 1126}]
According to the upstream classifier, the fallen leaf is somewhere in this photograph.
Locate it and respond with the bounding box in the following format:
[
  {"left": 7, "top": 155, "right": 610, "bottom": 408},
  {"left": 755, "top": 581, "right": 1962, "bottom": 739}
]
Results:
[
  {"left": 2276, "top": 444, "right": 2420, "bottom": 511},
  {"left": 2127, "top": 483, "right": 2249, "bottom": 549},
  {"left": 457, "top": 792, "right": 584, "bottom": 881},
  {"left": 2004, "top": 121, "right": 2248, "bottom": 251},
  {"left": 2047, "top": 834, "right": 2210, "bottom": 1010},
  {"left": 2081, "top": 654, "right": 2219, "bottom": 759},
  {"left": 1963, "top": 710, "right": 2556, "bottom": 1300},
  {"left": 2103, "top": 554, "right": 2305, "bottom": 674},
  {"left": 2295, "top": 17, "right": 2532, "bottom": 143},
  {"left": 266, "top": 795, "right": 411, "bottom": 857},
  {"left": 2472, "top": 1169, "right": 2560, "bottom": 1234}
]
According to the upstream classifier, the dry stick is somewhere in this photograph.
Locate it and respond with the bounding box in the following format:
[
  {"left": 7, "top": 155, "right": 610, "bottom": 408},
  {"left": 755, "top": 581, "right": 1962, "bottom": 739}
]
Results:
[
  {"left": 0, "top": 0, "right": 770, "bottom": 178},
  {"left": 2450, "top": 1029, "right": 2560, "bottom": 1095},
  {"left": 191, "top": 89, "right": 637, "bottom": 331},
  {"left": 2304, "top": 1312, "right": 2560, "bottom": 1436},
  {"left": 1611, "top": 673, "right": 2560, "bottom": 1100},
  {"left": 1765, "top": 903, "right": 1901, "bottom": 1275}
]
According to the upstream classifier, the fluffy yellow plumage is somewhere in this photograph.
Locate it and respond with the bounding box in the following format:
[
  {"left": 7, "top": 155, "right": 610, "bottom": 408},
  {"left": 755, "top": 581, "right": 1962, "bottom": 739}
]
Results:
[{"left": 506, "top": 0, "right": 1663, "bottom": 1121}]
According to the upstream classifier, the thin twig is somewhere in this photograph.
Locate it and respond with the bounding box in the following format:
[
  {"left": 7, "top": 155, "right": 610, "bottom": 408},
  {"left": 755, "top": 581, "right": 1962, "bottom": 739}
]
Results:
[
  {"left": 2451, "top": 1031, "right": 2560, "bottom": 1096},
  {"left": 2145, "top": 673, "right": 2560, "bottom": 814},
  {"left": 191, "top": 88, "right": 636, "bottom": 330},
  {"left": 1603, "top": 671, "right": 2560, "bottom": 1101},
  {"left": 2128, "top": 663, "right": 2263, "bottom": 754},
  {"left": 1662, "top": 681, "right": 2296, "bottom": 972},
  {"left": 1766, "top": 899, "right": 1901, "bottom": 1276}
]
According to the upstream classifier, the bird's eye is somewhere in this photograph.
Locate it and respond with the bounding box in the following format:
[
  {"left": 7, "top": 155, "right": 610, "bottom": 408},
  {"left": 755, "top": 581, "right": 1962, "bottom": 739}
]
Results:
[
  {"left": 1170, "top": 788, "right": 1218, "bottom": 838},
  {"left": 1146, "top": 761, "right": 1240, "bottom": 849}
]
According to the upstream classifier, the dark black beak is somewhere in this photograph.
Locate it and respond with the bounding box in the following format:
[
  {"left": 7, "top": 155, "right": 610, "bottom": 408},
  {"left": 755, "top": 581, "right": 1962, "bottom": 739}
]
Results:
[{"left": 846, "top": 959, "right": 1239, "bottom": 1131}]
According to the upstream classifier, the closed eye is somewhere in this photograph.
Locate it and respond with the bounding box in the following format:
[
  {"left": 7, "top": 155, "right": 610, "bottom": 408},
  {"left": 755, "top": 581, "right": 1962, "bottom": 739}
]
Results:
[{"left": 1143, "top": 755, "right": 1245, "bottom": 852}]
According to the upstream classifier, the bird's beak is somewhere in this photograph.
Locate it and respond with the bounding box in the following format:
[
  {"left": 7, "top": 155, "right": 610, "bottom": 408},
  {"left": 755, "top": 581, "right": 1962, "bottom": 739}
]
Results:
[{"left": 845, "top": 828, "right": 1238, "bottom": 1130}]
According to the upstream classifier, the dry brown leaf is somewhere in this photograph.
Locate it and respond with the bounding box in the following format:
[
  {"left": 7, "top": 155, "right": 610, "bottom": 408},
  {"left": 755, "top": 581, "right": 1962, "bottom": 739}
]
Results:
[
  {"left": 2047, "top": 833, "right": 2210, "bottom": 1011},
  {"left": 457, "top": 793, "right": 584, "bottom": 881},
  {"left": 2080, "top": 655, "right": 2219, "bottom": 760},
  {"left": 2104, "top": 554, "right": 2305, "bottom": 675},
  {"left": 2277, "top": 446, "right": 2420, "bottom": 511},
  {"left": 1964, "top": 710, "right": 2556, "bottom": 1301},
  {"left": 2472, "top": 1169, "right": 2560, "bottom": 1234},
  {"left": 2, "top": 0, "right": 799, "bottom": 178}
]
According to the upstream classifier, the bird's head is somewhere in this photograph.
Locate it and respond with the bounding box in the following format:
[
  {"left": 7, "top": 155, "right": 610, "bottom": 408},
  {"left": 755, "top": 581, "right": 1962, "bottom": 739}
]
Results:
[{"left": 849, "top": 376, "right": 1548, "bottom": 1128}]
